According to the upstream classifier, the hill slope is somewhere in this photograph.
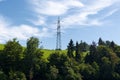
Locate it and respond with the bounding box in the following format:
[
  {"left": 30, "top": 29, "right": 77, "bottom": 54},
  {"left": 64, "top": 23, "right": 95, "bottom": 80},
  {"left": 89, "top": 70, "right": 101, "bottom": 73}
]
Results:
[
  {"left": 0, "top": 44, "right": 67, "bottom": 59},
  {"left": 0, "top": 44, "right": 4, "bottom": 50},
  {"left": 41, "top": 49, "right": 67, "bottom": 59}
]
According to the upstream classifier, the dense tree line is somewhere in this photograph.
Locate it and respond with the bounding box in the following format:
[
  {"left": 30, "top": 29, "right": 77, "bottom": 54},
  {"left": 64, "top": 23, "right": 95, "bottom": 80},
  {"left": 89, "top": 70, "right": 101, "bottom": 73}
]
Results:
[{"left": 0, "top": 37, "right": 120, "bottom": 80}]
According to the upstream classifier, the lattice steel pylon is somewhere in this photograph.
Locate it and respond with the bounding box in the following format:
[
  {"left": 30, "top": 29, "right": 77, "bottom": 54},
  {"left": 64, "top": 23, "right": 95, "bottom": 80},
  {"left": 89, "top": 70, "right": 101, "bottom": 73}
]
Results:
[{"left": 56, "top": 17, "right": 61, "bottom": 50}]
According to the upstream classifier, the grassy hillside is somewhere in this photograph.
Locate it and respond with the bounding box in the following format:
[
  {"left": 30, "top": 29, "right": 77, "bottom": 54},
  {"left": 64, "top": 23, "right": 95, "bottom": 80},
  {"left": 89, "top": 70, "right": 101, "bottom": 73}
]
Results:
[
  {"left": 0, "top": 44, "right": 4, "bottom": 50},
  {"left": 41, "top": 49, "right": 67, "bottom": 60},
  {"left": 41, "top": 49, "right": 55, "bottom": 59},
  {"left": 0, "top": 44, "right": 67, "bottom": 59},
  {"left": 0, "top": 44, "right": 88, "bottom": 62}
]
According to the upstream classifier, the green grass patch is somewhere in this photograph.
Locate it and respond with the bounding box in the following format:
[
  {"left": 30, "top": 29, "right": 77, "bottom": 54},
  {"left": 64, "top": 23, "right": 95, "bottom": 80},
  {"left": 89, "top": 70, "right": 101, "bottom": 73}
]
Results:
[
  {"left": 0, "top": 44, "right": 67, "bottom": 60},
  {"left": 41, "top": 49, "right": 55, "bottom": 59},
  {"left": 41, "top": 49, "right": 67, "bottom": 61},
  {"left": 0, "top": 44, "right": 4, "bottom": 50}
]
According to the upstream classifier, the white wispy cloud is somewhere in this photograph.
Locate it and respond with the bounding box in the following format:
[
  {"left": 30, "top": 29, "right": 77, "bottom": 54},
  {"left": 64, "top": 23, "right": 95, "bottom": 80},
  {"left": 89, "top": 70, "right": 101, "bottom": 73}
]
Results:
[
  {"left": 62, "top": 0, "right": 119, "bottom": 28},
  {"left": 28, "top": 16, "right": 46, "bottom": 26},
  {"left": 101, "top": 9, "right": 119, "bottom": 19},
  {"left": 0, "top": 15, "right": 50, "bottom": 43},
  {"left": 28, "top": 0, "right": 119, "bottom": 29},
  {"left": 29, "top": 0, "right": 84, "bottom": 16},
  {"left": 28, "top": 0, "right": 84, "bottom": 26}
]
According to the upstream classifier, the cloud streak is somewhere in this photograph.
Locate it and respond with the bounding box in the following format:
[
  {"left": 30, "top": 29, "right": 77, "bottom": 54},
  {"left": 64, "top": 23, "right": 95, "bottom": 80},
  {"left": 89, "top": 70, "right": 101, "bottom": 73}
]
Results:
[
  {"left": 0, "top": 15, "right": 50, "bottom": 43},
  {"left": 28, "top": 0, "right": 119, "bottom": 29},
  {"left": 28, "top": 16, "right": 46, "bottom": 26},
  {"left": 102, "top": 9, "right": 119, "bottom": 19},
  {"left": 29, "top": 0, "right": 84, "bottom": 16},
  {"left": 61, "top": 0, "right": 119, "bottom": 28}
]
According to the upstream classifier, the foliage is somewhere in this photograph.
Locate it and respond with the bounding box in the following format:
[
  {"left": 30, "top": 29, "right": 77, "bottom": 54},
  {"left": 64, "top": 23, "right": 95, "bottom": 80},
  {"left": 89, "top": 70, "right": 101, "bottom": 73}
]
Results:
[
  {"left": 67, "top": 39, "right": 74, "bottom": 58},
  {"left": 0, "top": 38, "right": 23, "bottom": 74},
  {"left": 23, "top": 37, "right": 43, "bottom": 80},
  {"left": 9, "top": 71, "right": 26, "bottom": 80},
  {"left": 75, "top": 41, "right": 81, "bottom": 62},
  {"left": 0, "top": 37, "right": 120, "bottom": 80},
  {"left": 0, "top": 70, "right": 7, "bottom": 80}
]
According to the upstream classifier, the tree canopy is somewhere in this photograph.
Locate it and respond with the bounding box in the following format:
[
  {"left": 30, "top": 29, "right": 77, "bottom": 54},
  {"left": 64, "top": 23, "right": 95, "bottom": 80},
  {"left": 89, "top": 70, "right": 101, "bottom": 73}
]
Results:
[{"left": 0, "top": 37, "right": 120, "bottom": 80}]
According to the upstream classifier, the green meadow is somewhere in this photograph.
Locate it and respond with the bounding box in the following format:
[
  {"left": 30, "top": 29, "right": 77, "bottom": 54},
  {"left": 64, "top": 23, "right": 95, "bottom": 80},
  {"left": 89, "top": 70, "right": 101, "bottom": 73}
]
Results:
[
  {"left": 0, "top": 44, "right": 4, "bottom": 50},
  {"left": 0, "top": 44, "right": 67, "bottom": 60}
]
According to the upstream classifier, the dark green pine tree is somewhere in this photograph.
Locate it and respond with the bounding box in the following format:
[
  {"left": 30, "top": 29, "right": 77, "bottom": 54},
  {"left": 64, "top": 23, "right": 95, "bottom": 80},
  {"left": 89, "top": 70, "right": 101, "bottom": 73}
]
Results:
[
  {"left": 67, "top": 39, "right": 74, "bottom": 58},
  {"left": 98, "top": 38, "right": 105, "bottom": 45},
  {"left": 110, "top": 41, "right": 115, "bottom": 49},
  {"left": 85, "top": 41, "right": 97, "bottom": 64},
  {"left": 105, "top": 40, "right": 111, "bottom": 47},
  {"left": 75, "top": 41, "right": 81, "bottom": 62}
]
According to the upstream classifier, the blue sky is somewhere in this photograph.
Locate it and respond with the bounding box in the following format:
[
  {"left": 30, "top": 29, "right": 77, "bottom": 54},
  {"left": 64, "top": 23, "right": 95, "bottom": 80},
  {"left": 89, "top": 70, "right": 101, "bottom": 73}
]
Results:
[{"left": 0, "top": 0, "right": 120, "bottom": 49}]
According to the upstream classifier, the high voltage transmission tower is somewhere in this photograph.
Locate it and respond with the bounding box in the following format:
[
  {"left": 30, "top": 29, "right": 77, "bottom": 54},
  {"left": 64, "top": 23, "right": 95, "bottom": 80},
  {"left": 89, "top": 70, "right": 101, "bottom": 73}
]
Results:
[{"left": 56, "top": 17, "right": 61, "bottom": 50}]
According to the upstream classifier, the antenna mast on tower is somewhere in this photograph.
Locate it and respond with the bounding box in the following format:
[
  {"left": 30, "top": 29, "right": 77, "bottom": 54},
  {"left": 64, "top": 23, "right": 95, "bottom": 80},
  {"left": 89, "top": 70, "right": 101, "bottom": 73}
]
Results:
[{"left": 56, "top": 17, "right": 61, "bottom": 50}]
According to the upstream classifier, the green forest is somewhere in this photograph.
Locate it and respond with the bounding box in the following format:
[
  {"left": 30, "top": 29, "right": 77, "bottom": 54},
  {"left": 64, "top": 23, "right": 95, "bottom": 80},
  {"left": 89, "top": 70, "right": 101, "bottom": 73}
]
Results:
[{"left": 0, "top": 37, "right": 120, "bottom": 80}]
